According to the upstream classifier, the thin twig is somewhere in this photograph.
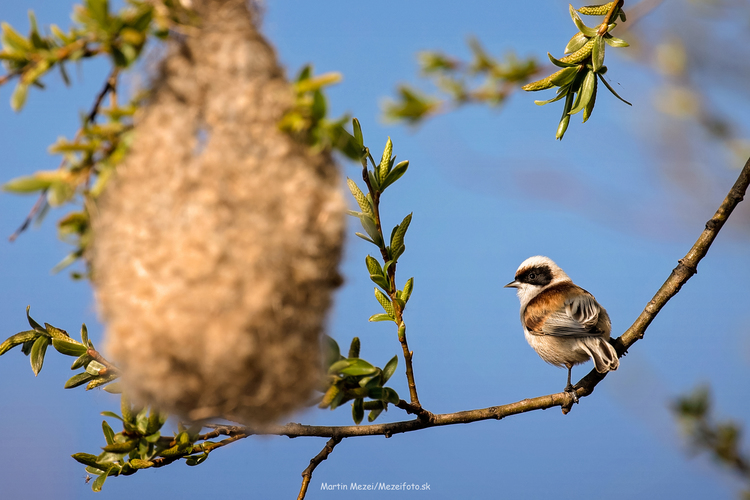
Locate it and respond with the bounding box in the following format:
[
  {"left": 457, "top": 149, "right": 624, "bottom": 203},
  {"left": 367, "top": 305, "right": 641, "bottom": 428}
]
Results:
[
  {"left": 8, "top": 193, "right": 48, "bottom": 242},
  {"left": 599, "top": 0, "right": 625, "bottom": 35},
  {"left": 0, "top": 71, "right": 21, "bottom": 86},
  {"left": 86, "top": 68, "right": 120, "bottom": 124},
  {"left": 360, "top": 155, "right": 422, "bottom": 408},
  {"left": 297, "top": 436, "right": 343, "bottom": 500}
]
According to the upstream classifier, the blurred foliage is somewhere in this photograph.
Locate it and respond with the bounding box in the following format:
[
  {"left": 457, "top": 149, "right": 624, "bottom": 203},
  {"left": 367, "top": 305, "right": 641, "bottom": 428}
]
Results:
[
  {"left": 0, "top": 0, "right": 193, "bottom": 277},
  {"left": 383, "top": 38, "right": 538, "bottom": 124},
  {"left": 673, "top": 387, "right": 750, "bottom": 498},
  {"left": 279, "top": 64, "right": 362, "bottom": 161}
]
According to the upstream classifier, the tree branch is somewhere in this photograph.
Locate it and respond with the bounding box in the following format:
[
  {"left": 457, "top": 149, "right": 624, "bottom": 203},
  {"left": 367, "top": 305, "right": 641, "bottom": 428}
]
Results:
[
  {"left": 297, "top": 436, "right": 342, "bottom": 500},
  {"left": 206, "top": 154, "right": 750, "bottom": 438}
]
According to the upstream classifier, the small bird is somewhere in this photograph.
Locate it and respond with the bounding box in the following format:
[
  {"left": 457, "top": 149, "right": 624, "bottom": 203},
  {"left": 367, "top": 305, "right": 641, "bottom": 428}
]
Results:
[{"left": 504, "top": 256, "right": 619, "bottom": 395}]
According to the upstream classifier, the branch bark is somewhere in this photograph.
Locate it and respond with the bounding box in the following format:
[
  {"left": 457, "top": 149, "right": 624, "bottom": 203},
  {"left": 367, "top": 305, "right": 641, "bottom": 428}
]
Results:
[{"left": 298, "top": 436, "right": 342, "bottom": 500}]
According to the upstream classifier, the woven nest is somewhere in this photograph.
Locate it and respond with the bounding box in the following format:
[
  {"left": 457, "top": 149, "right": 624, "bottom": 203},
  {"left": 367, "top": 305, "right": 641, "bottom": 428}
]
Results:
[{"left": 92, "top": 0, "right": 344, "bottom": 424}]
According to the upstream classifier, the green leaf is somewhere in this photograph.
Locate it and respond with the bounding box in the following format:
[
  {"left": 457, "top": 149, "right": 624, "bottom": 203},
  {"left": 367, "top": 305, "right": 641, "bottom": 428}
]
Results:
[
  {"left": 72, "top": 453, "right": 106, "bottom": 469},
  {"left": 64, "top": 371, "right": 95, "bottom": 389},
  {"left": 382, "top": 355, "right": 398, "bottom": 384},
  {"left": 21, "top": 339, "right": 35, "bottom": 355},
  {"left": 323, "top": 335, "right": 341, "bottom": 368},
  {"left": 391, "top": 244, "right": 405, "bottom": 262},
  {"left": 368, "top": 313, "right": 394, "bottom": 322},
  {"left": 311, "top": 90, "right": 326, "bottom": 121},
  {"left": 367, "top": 169, "right": 380, "bottom": 192},
  {"left": 359, "top": 215, "right": 383, "bottom": 246},
  {"left": 1, "top": 22, "right": 32, "bottom": 51},
  {"left": 370, "top": 273, "right": 390, "bottom": 292},
  {"left": 367, "top": 386, "right": 400, "bottom": 404},
  {"left": 365, "top": 255, "right": 384, "bottom": 277},
  {"left": 352, "top": 118, "right": 363, "bottom": 147},
  {"left": 592, "top": 35, "right": 605, "bottom": 73},
  {"left": 86, "top": 0, "right": 110, "bottom": 28},
  {"left": 547, "top": 52, "right": 576, "bottom": 69},
  {"left": 355, "top": 232, "right": 377, "bottom": 245},
  {"left": 569, "top": 70, "right": 596, "bottom": 115},
  {"left": 569, "top": 5, "right": 598, "bottom": 37},
  {"left": 368, "top": 408, "right": 384, "bottom": 422},
  {"left": 102, "top": 382, "right": 122, "bottom": 394},
  {"left": 556, "top": 91, "right": 575, "bottom": 140},
  {"left": 379, "top": 160, "right": 409, "bottom": 192},
  {"left": 10, "top": 83, "right": 29, "bottom": 112},
  {"left": 52, "top": 337, "right": 87, "bottom": 357},
  {"left": 136, "top": 406, "right": 150, "bottom": 434},
  {"left": 328, "top": 358, "right": 378, "bottom": 377},
  {"left": 71, "top": 352, "right": 91, "bottom": 370},
  {"left": 146, "top": 408, "right": 166, "bottom": 434},
  {"left": 129, "top": 458, "right": 155, "bottom": 469},
  {"left": 549, "top": 66, "right": 579, "bottom": 87},
  {"left": 0, "top": 330, "right": 37, "bottom": 356},
  {"left": 603, "top": 33, "right": 629, "bottom": 48},
  {"left": 583, "top": 75, "right": 598, "bottom": 123},
  {"left": 598, "top": 73, "right": 632, "bottom": 105},
  {"left": 30, "top": 335, "right": 50, "bottom": 376},
  {"left": 81, "top": 323, "right": 90, "bottom": 347},
  {"left": 2, "top": 173, "right": 53, "bottom": 194},
  {"left": 102, "top": 440, "right": 137, "bottom": 453},
  {"left": 25, "top": 306, "right": 46, "bottom": 334},
  {"left": 564, "top": 32, "right": 589, "bottom": 55},
  {"left": 401, "top": 277, "right": 414, "bottom": 303},
  {"left": 534, "top": 88, "right": 570, "bottom": 106},
  {"left": 352, "top": 398, "right": 364, "bottom": 425},
  {"left": 101, "top": 420, "right": 115, "bottom": 445},
  {"left": 91, "top": 473, "right": 107, "bottom": 492},
  {"left": 101, "top": 411, "right": 123, "bottom": 421},
  {"left": 185, "top": 453, "right": 208, "bottom": 466}
]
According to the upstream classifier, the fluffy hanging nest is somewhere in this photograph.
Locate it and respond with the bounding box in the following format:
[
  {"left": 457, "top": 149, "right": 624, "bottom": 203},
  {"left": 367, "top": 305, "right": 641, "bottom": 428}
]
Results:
[{"left": 92, "top": 0, "right": 344, "bottom": 424}]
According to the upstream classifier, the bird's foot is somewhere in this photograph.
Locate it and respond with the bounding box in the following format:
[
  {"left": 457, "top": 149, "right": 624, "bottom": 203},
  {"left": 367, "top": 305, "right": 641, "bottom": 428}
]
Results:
[{"left": 564, "top": 384, "right": 579, "bottom": 404}]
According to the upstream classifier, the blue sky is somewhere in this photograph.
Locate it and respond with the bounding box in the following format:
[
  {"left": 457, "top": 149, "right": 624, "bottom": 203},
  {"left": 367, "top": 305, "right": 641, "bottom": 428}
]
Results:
[{"left": 1, "top": 1, "right": 749, "bottom": 498}]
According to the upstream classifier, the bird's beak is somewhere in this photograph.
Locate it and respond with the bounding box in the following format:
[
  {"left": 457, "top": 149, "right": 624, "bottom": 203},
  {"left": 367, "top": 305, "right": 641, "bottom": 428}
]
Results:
[{"left": 504, "top": 280, "right": 520, "bottom": 289}]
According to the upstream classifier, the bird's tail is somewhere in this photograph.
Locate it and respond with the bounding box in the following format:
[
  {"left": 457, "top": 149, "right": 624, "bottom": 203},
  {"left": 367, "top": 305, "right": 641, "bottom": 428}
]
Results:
[{"left": 580, "top": 338, "right": 619, "bottom": 373}]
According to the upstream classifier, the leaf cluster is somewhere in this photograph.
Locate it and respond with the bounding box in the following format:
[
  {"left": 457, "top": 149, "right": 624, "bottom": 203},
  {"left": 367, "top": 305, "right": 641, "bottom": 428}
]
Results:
[
  {"left": 0, "top": 306, "right": 119, "bottom": 390},
  {"left": 521, "top": 2, "right": 630, "bottom": 139},
  {"left": 318, "top": 336, "right": 400, "bottom": 425},
  {"left": 383, "top": 39, "right": 538, "bottom": 124},
  {"left": 0, "top": 0, "right": 183, "bottom": 110},
  {"left": 278, "top": 64, "right": 362, "bottom": 160},
  {"left": 72, "top": 396, "right": 172, "bottom": 492},
  {"left": 1, "top": 0, "right": 193, "bottom": 276}
]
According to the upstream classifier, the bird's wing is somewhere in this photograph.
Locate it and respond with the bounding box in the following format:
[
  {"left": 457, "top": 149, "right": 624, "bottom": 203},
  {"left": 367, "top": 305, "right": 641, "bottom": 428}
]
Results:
[{"left": 535, "top": 294, "right": 603, "bottom": 338}]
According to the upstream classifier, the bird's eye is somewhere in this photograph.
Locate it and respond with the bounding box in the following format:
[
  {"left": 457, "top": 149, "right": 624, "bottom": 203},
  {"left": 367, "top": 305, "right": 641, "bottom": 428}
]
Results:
[{"left": 528, "top": 272, "right": 536, "bottom": 280}]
